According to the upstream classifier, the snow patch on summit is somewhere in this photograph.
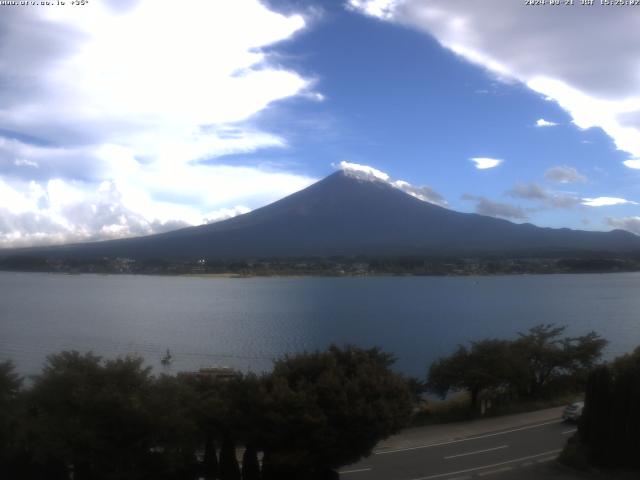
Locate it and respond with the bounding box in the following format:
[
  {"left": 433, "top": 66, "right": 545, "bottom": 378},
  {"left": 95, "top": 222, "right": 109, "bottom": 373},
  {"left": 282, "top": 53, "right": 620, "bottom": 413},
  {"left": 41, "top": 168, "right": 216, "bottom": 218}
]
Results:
[
  {"left": 336, "top": 161, "right": 447, "bottom": 207},
  {"left": 338, "top": 161, "right": 390, "bottom": 182}
]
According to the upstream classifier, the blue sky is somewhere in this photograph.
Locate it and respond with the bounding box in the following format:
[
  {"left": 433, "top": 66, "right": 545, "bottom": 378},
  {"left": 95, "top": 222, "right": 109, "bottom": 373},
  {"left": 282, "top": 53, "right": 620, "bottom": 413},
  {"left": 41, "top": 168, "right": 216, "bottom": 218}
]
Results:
[{"left": 1, "top": 0, "right": 640, "bottom": 246}]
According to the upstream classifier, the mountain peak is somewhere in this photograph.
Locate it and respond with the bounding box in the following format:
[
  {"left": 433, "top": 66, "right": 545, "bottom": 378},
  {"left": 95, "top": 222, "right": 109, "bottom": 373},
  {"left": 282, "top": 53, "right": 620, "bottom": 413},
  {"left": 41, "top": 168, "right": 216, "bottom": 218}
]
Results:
[
  {"left": 335, "top": 161, "right": 391, "bottom": 184},
  {"left": 330, "top": 163, "right": 448, "bottom": 207},
  {"left": 7, "top": 170, "right": 640, "bottom": 260}
]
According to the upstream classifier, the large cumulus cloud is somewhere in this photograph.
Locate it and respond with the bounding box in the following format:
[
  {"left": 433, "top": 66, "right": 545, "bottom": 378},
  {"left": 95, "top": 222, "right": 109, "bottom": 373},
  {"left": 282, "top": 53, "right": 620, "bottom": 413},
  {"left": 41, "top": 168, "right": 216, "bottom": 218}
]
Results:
[{"left": 0, "top": 0, "right": 317, "bottom": 247}]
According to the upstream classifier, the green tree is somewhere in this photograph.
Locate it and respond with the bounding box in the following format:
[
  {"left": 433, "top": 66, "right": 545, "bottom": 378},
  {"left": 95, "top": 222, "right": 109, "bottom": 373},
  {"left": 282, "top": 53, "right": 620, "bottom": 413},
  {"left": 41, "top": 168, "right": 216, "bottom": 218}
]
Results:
[
  {"left": 0, "top": 360, "right": 23, "bottom": 474},
  {"left": 182, "top": 373, "right": 253, "bottom": 478},
  {"left": 578, "top": 347, "right": 640, "bottom": 468},
  {"left": 241, "top": 445, "right": 260, "bottom": 480},
  {"left": 201, "top": 434, "right": 219, "bottom": 480},
  {"left": 579, "top": 365, "right": 613, "bottom": 465},
  {"left": 26, "top": 351, "right": 156, "bottom": 480},
  {"left": 259, "top": 345, "right": 413, "bottom": 478},
  {"left": 146, "top": 374, "right": 200, "bottom": 479},
  {"left": 428, "top": 326, "right": 607, "bottom": 409},
  {"left": 515, "top": 324, "right": 606, "bottom": 397},
  {"left": 219, "top": 435, "right": 241, "bottom": 480},
  {"left": 428, "top": 340, "right": 516, "bottom": 410}
]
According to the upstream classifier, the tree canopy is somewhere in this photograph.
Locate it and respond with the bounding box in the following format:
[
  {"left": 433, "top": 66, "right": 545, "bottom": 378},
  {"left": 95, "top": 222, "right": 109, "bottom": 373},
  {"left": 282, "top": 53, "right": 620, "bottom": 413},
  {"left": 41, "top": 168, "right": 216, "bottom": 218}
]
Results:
[
  {"left": 260, "top": 345, "right": 413, "bottom": 476},
  {"left": 427, "top": 324, "right": 607, "bottom": 409},
  {"left": 0, "top": 360, "right": 22, "bottom": 472},
  {"left": 428, "top": 340, "right": 516, "bottom": 408},
  {"left": 25, "top": 352, "right": 157, "bottom": 479},
  {"left": 515, "top": 324, "right": 607, "bottom": 397},
  {"left": 0, "top": 346, "right": 414, "bottom": 480}
]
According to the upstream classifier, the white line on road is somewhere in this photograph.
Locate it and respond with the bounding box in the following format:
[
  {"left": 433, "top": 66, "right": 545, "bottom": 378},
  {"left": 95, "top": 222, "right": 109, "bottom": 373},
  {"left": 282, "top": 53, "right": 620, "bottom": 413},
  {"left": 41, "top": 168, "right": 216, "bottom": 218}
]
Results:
[
  {"left": 477, "top": 466, "right": 512, "bottom": 476},
  {"left": 536, "top": 456, "right": 557, "bottom": 463},
  {"left": 444, "top": 445, "right": 508, "bottom": 460},
  {"left": 339, "top": 467, "right": 372, "bottom": 474},
  {"left": 408, "top": 449, "right": 562, "bottom": 480},
  {"left": 561, "top": 429, "right": 577, "bottom": 435},
  {"left": 375, "top": 420, "right": 562, "bottom": 455}
]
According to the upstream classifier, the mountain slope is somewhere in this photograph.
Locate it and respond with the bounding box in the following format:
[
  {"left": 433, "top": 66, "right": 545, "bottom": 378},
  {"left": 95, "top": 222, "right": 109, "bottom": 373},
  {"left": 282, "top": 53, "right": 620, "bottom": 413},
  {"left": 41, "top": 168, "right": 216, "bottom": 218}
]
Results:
[{"left": 6, "top": 171, "right": 640, "bottom": 260}]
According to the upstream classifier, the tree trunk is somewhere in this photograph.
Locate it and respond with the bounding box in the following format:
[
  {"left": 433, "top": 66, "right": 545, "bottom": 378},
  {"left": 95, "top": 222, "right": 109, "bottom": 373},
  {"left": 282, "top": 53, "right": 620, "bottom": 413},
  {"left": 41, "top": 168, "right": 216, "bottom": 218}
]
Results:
[
  {"left": 219, "top": 436, "right": 241, "bottom": 480},
  {"left": 203, "top": 434, "right": 219, "bottom": 479},
  {"left": 241, "top": 445, "right": 260, "bottom": 480},
  {"left": 470, "top": 386, "right": 480, "bottom": 412},
  {"left": 260, "top": 451, "right": 274, "bottom": 480}
]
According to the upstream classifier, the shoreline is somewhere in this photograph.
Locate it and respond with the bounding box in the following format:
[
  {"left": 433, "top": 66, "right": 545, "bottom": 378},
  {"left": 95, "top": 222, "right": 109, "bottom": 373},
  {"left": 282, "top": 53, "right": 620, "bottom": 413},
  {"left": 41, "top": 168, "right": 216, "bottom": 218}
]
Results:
[{"left": 1, "top": 269, "right": 639, "bottom": 279}]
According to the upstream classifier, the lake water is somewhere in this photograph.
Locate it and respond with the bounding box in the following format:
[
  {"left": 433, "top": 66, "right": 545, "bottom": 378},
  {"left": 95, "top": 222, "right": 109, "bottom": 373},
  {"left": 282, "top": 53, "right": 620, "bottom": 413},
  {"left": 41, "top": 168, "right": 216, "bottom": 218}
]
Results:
[{"left": 1, "top": 271, "right": 639, "bottom": 378}]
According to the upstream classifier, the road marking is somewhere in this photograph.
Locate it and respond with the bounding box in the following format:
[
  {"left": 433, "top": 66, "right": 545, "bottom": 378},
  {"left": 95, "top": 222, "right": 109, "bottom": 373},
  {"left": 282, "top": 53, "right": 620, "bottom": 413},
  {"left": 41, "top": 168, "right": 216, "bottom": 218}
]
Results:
[
  {"left": 536, "top": 456, "right": 557, "bottom": 463},
  {"left": 376, "top": 420, "right": 562, "bottom": 455},
  {"left": 477, "top": 466, "right": 512, "bottom": 476},
  {"left": 407, "top": 449, "right": 561, "bottom": 480},
  {"left": 339, "top": 467, "right": 372, "bottom": 474},
  {"left": 561, "top": 429, "right": 577, "bottom": 435},
  {"left": 444, "top": 445, "right": 508, "bottom": 460}
]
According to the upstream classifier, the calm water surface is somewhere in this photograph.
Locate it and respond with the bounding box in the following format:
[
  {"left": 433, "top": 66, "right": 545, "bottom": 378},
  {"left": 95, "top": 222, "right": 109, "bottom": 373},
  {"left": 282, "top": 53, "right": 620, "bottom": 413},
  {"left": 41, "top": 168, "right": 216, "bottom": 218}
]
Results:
[{"left": 1, "top": 271, "right": 639, "bottom": 377}]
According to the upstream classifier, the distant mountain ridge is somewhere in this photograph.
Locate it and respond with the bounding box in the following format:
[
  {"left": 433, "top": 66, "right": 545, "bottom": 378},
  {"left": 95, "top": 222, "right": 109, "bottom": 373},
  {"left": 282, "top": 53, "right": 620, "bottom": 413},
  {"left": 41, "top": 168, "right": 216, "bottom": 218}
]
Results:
[{"left": 4, "top": 171, "right": 640, "bottom": 260}]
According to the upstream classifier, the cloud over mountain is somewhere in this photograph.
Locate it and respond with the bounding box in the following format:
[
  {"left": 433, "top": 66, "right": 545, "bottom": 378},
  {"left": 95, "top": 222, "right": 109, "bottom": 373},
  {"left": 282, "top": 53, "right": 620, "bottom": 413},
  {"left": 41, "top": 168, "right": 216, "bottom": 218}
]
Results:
[
  {"left": 338, "top": 161, "right": 447, "bottom": 206},
  {"left": 0, "top": 0, "right": 316, "bottom": 246},
  {"left": 462, "top": 194, "right": 527, "bottom": 220},
  {"left": 606, "top": 216, "right": 640, "bottom": 235}
]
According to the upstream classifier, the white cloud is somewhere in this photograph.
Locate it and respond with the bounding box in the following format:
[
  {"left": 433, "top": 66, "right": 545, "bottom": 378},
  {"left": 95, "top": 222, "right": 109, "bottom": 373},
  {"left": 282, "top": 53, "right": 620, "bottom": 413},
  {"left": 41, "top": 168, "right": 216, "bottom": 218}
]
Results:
[
  {"left": 582, "top": 197, "right": 637, "bottom": 207},
  {"left": 0, "top": 0, "right": 317, "bottom": 247},
  {"left": 337, "top": 161, "right": 447, "bottom": 206},
  {"left": 349, "top": 1, "right": 640, "bottom": 158},
  {"left": 346, "top": 0, "right": 398, "bottom": 19},
  {"left": 302, "top": 91, "right": 326, "bottom": 102},
  {"left": 14, "top": 159, "right": 39, "bottom": 168},
  {"left": 0, "top": 177, "right": 259, "bottom": 248},
  {"left": 204, "top": 206, "right": 252, "bottom": 225},
  {"left": 0, "top": 165, "right": 314, "bottom": 248},
  {"left": 338, "top": 161, "right": 390, "bottom": 182},
  {"left": 544, "top": 165, "right": 587, "bottom": 184},
  {"left": 536, "top": 118, "right": 557, "bottom": 127},
  {"left": 506, "top": 181, "right": 634, "bottom": 209},
  {"left": 470, "top": 157, "right": 503, "bottom": 170},
  {"left": 390, "top": 180, "right": 447, "bottom": 206},
  {"left": 606, "top": 216, "right": 640, "bottom": 235},
  {"left": 623, "top": 159, "right": 640, "bottom": 169}
]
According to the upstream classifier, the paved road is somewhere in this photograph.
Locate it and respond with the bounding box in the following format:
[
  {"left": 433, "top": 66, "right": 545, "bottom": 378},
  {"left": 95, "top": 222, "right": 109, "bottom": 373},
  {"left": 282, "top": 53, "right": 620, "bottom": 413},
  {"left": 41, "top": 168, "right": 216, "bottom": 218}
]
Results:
[{"left": 339, "top": 407, "right": 577, "bottom": 480}]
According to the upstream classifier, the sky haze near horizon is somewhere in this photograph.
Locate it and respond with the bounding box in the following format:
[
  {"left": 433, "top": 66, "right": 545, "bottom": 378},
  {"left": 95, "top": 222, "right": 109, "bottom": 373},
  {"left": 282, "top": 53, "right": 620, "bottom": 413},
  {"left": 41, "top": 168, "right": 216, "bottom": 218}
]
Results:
[{"left": 1, "top": 0, "right": 640, "bottom": 247}]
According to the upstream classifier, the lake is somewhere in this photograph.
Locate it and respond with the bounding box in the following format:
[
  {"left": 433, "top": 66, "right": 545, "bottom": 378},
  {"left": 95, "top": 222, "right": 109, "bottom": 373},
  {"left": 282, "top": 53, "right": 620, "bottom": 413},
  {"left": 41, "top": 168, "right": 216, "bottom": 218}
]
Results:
[{"left": 1, "top": 271, "right": 639, "bottom": 377}]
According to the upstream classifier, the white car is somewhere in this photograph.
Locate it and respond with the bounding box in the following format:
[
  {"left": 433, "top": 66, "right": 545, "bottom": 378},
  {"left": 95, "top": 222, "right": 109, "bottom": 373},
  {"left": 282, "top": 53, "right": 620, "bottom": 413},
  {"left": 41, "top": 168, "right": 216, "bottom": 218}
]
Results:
[{"left": 562, "top": 401, "right": 584, "bottom": 422}]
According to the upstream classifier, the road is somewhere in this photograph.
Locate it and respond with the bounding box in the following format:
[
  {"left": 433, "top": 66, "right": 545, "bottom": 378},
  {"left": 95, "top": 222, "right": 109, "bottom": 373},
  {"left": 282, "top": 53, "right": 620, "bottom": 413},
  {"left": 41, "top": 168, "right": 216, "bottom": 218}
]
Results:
[{"left": 339, "top": 407, "right": 577, "bottom": 480}]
